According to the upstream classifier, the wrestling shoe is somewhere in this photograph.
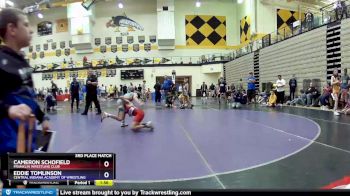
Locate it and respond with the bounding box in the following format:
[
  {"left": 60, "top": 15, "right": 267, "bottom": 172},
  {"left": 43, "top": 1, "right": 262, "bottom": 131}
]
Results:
[
  {"left": 121, "top": 122, "right": 129, "bottom": 127},
  {"left": 145, "top": 121, "right": 154, "bottom": 130},
  {"left": 101, "top": 112, "right": 108, "bottom": 122}
]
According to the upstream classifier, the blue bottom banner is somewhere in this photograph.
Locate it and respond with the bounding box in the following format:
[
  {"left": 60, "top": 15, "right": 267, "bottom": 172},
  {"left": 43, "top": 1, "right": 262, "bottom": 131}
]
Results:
[{"left": 2, "top": 188, "right": 57, "bottom": 196}]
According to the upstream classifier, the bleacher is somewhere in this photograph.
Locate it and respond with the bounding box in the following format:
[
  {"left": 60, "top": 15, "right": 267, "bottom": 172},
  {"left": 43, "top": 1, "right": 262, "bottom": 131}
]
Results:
[
  {"left": 259, "top": 26, "right": 327, "bottom": 95},
  {"left": 341, "top": 18, "right": 350, "bottom": 71},
  {"left": 225, "top": 53, "right": 254, "bottom": 89},
  {"left": 224, "top": 15, "right": 350, "bottom": 97}
]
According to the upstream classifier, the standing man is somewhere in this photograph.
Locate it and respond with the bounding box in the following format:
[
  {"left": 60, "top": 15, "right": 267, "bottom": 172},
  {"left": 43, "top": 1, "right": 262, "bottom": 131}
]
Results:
[
  {"left": 247, "top": 72, "right": 256, "bottom": 104},
  {"left": 0, "top": 8, "right": 50, "bottom": 187},
  {"left": 70, "top": 77, "right": 80, "bottom": 112},
  {"left": 122, "top": 84, "right": 127, "bottom": 95},
  {"left": 289, "top": 74, "right": 297, "bottom": 100},
  {"left": 51, "top": 80, "right": 58, "bottom": 99},
  {"left": 200, "top": 82, "right": 208, "bottom": 97},
  {"left": 276, "top": 75, "right": 286, "bottom": 106},
  {"left": 128, "top": 83, "right": 134, "bottom": 93},
  {"left": 81, "top": 69, "right": 102, "bottom": 115},
  {"left": 218, "top": 77, "right": 227, "bottom": 103},
  {"left": 201, "top": 82, "right": 208, "bottom": 104},
  {"left": 162, "top": 76, "right": 173, "bottom": 107},
  {"left": 142, "top": 80, "right": 147, "bottom": 101},
  {"left": 154, "top": 80, "right": 162, "bottom": 105},
  {"left": 209, "top": 83, "right": 215, "bottom": 97}
]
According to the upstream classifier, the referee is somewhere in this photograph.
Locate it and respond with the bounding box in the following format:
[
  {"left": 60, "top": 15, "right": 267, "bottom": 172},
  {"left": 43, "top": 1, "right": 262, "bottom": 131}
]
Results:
[{"left": 81, "top": 69, "right": 102, "bottom": 115}]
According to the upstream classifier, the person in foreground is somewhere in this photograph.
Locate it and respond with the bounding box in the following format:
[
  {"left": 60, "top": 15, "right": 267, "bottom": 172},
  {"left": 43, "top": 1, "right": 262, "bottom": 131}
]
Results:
[{"left": 0, "top": 8, "right": 50, "bottom": 187}]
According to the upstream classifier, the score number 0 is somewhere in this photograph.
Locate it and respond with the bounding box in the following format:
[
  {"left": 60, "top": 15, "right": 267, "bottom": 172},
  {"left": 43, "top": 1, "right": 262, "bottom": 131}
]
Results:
[{"left": 104, "top": 161, "right": 109, "bottom": 178}]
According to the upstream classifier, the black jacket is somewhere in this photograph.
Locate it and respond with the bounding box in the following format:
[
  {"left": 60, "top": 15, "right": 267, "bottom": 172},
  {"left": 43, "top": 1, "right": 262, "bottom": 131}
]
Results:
[
  {"left": 86, "top": 75, "right": 98, "bottom": 95},
  {"left": 0, "top": 46, "right": 46, "bottom": 122}
]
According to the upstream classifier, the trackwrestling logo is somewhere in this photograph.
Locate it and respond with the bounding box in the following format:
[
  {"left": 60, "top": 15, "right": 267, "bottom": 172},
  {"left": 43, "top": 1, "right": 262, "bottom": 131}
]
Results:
[{"left": 2, "top": 188, "right": 57, "bottom": 196}]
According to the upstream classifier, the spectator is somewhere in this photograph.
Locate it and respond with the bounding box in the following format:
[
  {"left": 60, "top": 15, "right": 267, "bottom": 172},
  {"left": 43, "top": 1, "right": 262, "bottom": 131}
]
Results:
[
  {"left": 108, "top": 85, "right": 114, "bottom": 98},
  {"left": 320, "top": 82, "right": 332, "bottom": 110},
  {"left": 122, "top": 85, "right": 127, "bottom": 95},
  {"left": 331, "top": 68, "right": 341, "bottom": 116},
  {"left": 287, "top": 90, "right": 307, "bottom": 106},
  {"left": 218, "top": 77, "right": 227, "bottom": 103},
  {"left": 162, "top": 76, "right": 173, "bottom": 107},
  {"left": 100, "top": 84, "right": 107, "bottom": 98},
  {"left": 58, "top": 88, "right": 63, "bottom": 95},
  {"left": 178, "top": 84, "right": 183, "bottom": 95},
  {"left": 305, "top": 9, "right": 314, "bottom": 31},
  {"left": 45, "top": 92, "right": 57, "bottom": 111},
  {"left": 335, "top": 0, "right": 347, "bottom": 20},
  {"left": 257, "top": 90, "right": 268, "bottom": 104},
  {"left": 70, "top": 77, "right": 80, "bottom": 112},
  {"left": 306, "top": 82, "right": 320, "bottom": 107},
  {"left": 247, "top": 72, "right": 256, "bottom": 104},
  {"left": 209, "top": 83, "right": 215, "bottom": 97},
  {"left": 231, "top": 83, "right": 236, "bottom": 93},
  {"left": 51, "top": 80, "right": 58, "bottom": 99},
  {"left": 83, "top": 56, "right": 87, "bottom": 66},
  {"left": 113, "top": 85, "right": 118, "bottom": 98},
  {"left": 137, "top": 84, "right": 142, "bottom": 92},
  {"left": 154, "top": 80, "right": 162, "bottom": 104},
  {"left": 289, "top": 74, "right": 297, "bottom": 100},
  {"left": 341, "top": 91, "right": 350, "bottom": 115},
  {"left": 142, "top": 80, "right": 146, "bottom": 101},
  {"left": 268, "top": 90, "right": 277, "bottom": 107},
  {"left": 81, "top": 69, "right": 102, "bottom": 115},
  {"left": 128, "top": 83, "right": 134, "bottom": 93},
  {"left": 0, "top": 8, "right": 50, "bottom": 187},
  {"left": 341, "top": 68, "right": 350, "bottom": 103},
  {"left": 201, "top": 82, "right": 208, "bottom": 97},
  {"left": 276, "top": 75, "right": 286, "bottom": 106},
  {"left": 82, "top": 85, "right": 87, "bottom": 101}
]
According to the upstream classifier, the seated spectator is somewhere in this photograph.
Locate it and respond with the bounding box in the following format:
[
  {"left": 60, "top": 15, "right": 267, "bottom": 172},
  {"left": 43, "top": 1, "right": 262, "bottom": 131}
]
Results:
[
  {"left": 320, "top": 82, "right": 332, "bottom": 110},
  {"left": 268, "top": 90, "right": 277, "bottom": 107},
  {"left": 58, "top": 88, "right": 63, "bottom": 95},
  {"left": 286, "top": 90, "right": 307, "bottom": 106},
  {"left": 240, "top": 90, "right": 248, "bottom": 104},
  {"left": 341, "top": 91, "right": 350, "bottom": 115},
  {"left": 306, "top": 82, "right": 320, "bottom": 107},
  {"left": 258, "top": 90, "right": 269, "bottom": 104},
  {"left": 231, "top": 90, "right": 247, "bottom": 106},
  {"left": 45, "top": 93, "right": 57, "bottom": 111}
]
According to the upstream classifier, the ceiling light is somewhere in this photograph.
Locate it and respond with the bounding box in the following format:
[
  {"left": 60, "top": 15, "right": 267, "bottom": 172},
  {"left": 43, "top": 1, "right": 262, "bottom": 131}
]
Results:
[
  {"left": 238, "top": 0, "right": 244, "bottom": 4},
  {"left": 195, "top": 1, "right": 201, "bottom": 7},
  {"left": 37, "top": 13, "right": 43, "bottom": 19},
  {"left": 118, "top": 2, "right": 123, "bottom": 9},
  {"left": 6, "top": 0, "right": 14, "bottom": 7}
]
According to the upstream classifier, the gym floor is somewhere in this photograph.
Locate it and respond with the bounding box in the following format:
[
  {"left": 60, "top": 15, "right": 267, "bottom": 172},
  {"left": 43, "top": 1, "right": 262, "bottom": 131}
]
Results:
[{"left": 45, "top": 98, "right": 350, "bottom": 189}]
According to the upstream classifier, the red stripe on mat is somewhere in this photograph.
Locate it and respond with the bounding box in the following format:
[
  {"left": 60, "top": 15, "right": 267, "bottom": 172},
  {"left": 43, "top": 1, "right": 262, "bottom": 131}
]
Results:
[{"left": 322, "top": 176, "right": 350, "bottom": 189}]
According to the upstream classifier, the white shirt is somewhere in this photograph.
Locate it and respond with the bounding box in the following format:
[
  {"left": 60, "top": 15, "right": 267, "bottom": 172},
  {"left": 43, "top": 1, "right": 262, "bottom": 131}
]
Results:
[
  {"left": 178, "top": 86, "right": 183, "bottom": 92},
  {"left": 276, "top": 79, "right": 286, "bottom": 92}
]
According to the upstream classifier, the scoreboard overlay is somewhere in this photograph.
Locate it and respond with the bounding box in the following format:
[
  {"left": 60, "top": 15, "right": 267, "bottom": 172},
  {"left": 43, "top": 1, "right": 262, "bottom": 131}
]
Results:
[{"left": 6, "top": 153, "right": 116, "bottom": 186}]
